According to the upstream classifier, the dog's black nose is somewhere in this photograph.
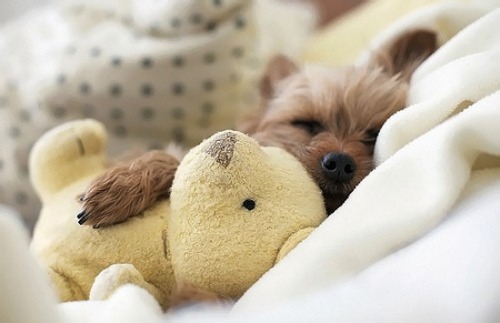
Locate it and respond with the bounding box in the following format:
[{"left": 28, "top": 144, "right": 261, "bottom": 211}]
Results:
[{"left": 321, "top": 153, "right": 355, "bottom": 183}]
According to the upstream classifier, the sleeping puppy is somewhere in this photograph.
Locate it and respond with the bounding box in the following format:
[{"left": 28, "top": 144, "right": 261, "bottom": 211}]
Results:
[
  {"left": 242, "top": 29, "right": 437, "bottom": 213},
  {"left": 77, "top": 29, "right": 437, "bottom": 227}
]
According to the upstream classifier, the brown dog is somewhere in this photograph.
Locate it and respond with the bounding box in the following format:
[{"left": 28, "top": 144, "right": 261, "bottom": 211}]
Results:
[{"left": 77, "top": 29, "right": 437, "bottom": 227}]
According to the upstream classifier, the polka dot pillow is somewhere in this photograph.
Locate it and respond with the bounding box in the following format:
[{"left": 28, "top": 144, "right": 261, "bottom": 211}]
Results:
[
  {"left": 0, "top": 0, "right": 316, "bottom": 228},
  {"left": 0, "top": 0, "right": 264, "bottom": 228}
]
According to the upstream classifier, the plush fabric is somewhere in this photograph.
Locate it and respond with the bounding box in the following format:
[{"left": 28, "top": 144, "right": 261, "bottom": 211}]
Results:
[{"left": 29, "top": 120, "right": 326, "bottom": 310}]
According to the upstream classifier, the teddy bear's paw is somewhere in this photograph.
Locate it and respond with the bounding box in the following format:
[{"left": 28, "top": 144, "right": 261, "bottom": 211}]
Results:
[
  {"left": 89, "top": 264, "right": 136, "bottom": 301},
  {"left": 77, "top": 150, "right": 180, "bottom": 228},
  {"left": 89, "top": 264, "right": 146, "bottom": 301}
]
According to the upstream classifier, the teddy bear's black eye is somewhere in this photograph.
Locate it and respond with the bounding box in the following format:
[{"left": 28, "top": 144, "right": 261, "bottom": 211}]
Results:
[
  {"left": 242, "top": 199, "right": 256, "bottom": 211},
  {"left": 291, "top": 120, "right": 324, "bottom": 135},
  {"left": 362, "top": 128, "right": 380, "bottom": 145}
]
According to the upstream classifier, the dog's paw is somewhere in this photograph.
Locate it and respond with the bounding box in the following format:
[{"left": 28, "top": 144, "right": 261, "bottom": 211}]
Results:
[
  {"left": 76, "top": 166, "right": 138, "bottom": 228},
  {"left": 77, "top": 150, "right": 179, "bottom": 228}
]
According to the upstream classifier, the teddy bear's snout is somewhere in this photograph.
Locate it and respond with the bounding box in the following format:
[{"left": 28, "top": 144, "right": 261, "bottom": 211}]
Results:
[{"left": 202, "top": 131, "right": 238, "bottom": 168}]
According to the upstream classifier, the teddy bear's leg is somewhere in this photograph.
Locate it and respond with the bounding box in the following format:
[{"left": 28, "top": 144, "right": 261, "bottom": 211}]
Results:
[
  {"left": 89, "top": 264, "right": 163, "bottom": 304},
  {"left": 29, "top": 119, "right": 108, "bottom": 203}
]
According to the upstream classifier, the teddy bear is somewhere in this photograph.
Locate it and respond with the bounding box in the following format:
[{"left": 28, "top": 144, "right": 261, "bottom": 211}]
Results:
[{"left": 29, "top": 119, "right": 327, "bottom": 309}]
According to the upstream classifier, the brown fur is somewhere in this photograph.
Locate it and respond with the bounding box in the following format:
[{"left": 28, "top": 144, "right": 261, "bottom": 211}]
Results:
[
  {"left": 170, "top": 282, "right": 231, "bottom": 309},
  {"left": 77, "top": 150, "right": 179, "bottom": 227},
  {"left": 241, "top": 29, "right": 437, "bottom": 213},
  {"left": 77, "top": 29, "right": 437, "bottom": 225}
]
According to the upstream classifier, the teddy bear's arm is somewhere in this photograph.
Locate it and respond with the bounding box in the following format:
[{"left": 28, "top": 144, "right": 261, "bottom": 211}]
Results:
[{"left": 77, "top": 150, "right": 179, "bottom": 228}]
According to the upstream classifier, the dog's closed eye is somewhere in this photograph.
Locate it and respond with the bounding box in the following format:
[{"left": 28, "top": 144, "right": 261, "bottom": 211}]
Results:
[
  {"left": 362, "top": 128, "right": 380, "bottom": 145},
  {"left": 291, "top": 120, "right": 324, "bottom": 135}
]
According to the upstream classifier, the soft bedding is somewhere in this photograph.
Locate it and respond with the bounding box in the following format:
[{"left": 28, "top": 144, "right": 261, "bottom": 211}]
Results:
[{"left": 2, "top": 1, "right": 500, "bottom": 322}]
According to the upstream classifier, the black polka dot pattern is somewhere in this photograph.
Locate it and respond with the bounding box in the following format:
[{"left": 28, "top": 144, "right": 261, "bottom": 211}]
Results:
[
  {"left": 172, "top": 56, "right": 184, "bottom": 67},
  {"left": 82, "top": 104, "right": 94, "bottom": 117},
  {"left": 190, "top": 14, "right": 202, "bottom": 25},
  {"left": 114, "top": 125, "right": 127, "bottom": 137},
  {"left": 202, "top": 102, "right": 214, "bottom": 114},
  {"left": 141, "top": 84, "right": 154, "bottom": 96},
  {"left": 235, "top": 16, "right": 246, "bottom": 29},
  {"left": 171, "top": 107, "right": 184, "bottom": 119},
  {"left": 80, "top": 83, "right": 91, "bottom": 94},
  {"left": 232, "top": 47, "right": 244, "bottom": 58},
  {"left": 90, "top": 47, "right": 101, "bottom": 57},
  {"left": 19, "top": 110, "right": 31, "bottom": 122},
  {"left": 205, "top": 21, "right": 217, "bottom": 32},
  {"left": 141, "top": 57, "right": 153, "bottom": 68},
  {"left": 171, "top": 18, "right": 181, "bottom": 28},
  {"left": 203, "top": 80, "right": 215, "bottom": 91},
  {"left": 141, "top": 106, "right": 155, "bottom": 119},
  {"left": 9, "top": 126, "right": 21, "bottom": 138},
  {"left": 204, "top": 53, "right": 215, "bottom": 64},
  {"left": 171, "top": 83, "right": 184, "bottom": 95},
  {"left": 57, "top": 74, "right": 66, "bottom": 85},
  {"left": 111, "top": 57, "right": 122, "bottom": 67},
  {"left": 52, "top": 106, "right": 67, "bottom": 118},
  {"left": 110, "top": 84, "right": 122, "bottom": 97},
  {"left": 110, "top": 107, "right": 124, "bottom": 120},
  {"left": 172, "top": 127, "right": 185, "bottom": 143}
]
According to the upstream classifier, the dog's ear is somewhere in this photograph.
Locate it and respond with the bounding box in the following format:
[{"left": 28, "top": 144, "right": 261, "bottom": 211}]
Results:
[
  {"left": 237, "top": 54, "right": 299, "bottom": 134},
  {"left": 369, "top": 29, "right": 438, "bottom": 81},
  {"left": 260, "top": 54, "right": 299, "bottom": 100}
]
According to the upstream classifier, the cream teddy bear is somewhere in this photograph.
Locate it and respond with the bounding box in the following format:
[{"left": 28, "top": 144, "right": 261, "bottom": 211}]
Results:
[{"left": 29, "top": 119, "right": 326, "bottom": 309}]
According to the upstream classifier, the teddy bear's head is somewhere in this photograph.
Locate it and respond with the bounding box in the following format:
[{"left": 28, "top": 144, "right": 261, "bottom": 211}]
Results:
[{"left": 168, "top": 130, "right": 327, "bottom": 298}]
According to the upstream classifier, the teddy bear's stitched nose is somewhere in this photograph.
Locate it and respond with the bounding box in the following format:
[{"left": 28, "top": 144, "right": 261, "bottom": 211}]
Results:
[{"left": 203, "top": 131, "right": 238, "bottom": 168}]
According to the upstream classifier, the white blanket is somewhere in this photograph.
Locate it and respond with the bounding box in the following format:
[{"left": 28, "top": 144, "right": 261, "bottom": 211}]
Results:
[{"left": 2, "top": 1, "right": 500, "bottom": 322}]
